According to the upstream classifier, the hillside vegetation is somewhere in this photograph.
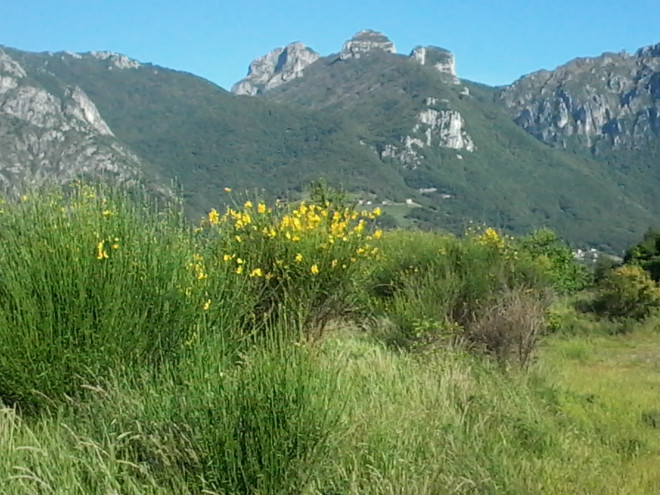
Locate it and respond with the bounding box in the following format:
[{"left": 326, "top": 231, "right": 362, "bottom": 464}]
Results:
[
  {"left": 2, "top": 183, "right": 660, "bottom": 494},
  {"left": 3, "top": 44, "right": 660, "bottom": 251}
]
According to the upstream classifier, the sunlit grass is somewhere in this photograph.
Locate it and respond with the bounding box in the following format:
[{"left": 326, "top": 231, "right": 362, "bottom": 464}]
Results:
[{"left": 1, "top": 183, "right": 660, "bottom": 493}]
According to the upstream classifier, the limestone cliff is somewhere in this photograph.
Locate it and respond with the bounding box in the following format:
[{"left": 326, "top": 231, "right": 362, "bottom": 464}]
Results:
[
  {"left": 381, "top": 97, "right": 475, "bottom": 166},
  {"left": 0, "top": 47, "right": 141, "bottom": 192},
  {"left": 500, "top": 44, "right": 660, "bottom": 150},
  {"left": 232, "top": 42, "right": 319, "bottom": 96},
  {"left": 410, "top": 46, "right": 458, "bottom": 83},
  {"left": 339, "top": 30, "right": 396, "bottom": 60}
]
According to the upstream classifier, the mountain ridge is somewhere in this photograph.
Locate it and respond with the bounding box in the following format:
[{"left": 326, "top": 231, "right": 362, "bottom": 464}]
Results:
[{"left": 1, "top": 32, "right": 660, "bottom": 252}]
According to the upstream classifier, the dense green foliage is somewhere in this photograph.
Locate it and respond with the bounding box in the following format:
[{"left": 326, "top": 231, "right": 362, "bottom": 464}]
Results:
[
  {"left": 2, "top": 184, "right": 659, "bottom": 493},
  {"left": 593, "top": 265, "right": 660, "bottom": 322},
  {"left": 624, "top": 228, "right": 660, "bottom": 281}
]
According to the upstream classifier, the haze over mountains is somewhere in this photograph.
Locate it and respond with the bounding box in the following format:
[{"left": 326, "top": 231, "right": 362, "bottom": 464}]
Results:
[{"left": 1, "top": 30, "right": 659, "bottom": 252}]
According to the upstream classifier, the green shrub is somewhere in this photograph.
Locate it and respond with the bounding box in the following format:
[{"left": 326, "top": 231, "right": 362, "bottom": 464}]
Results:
[
  {"left": 624, "top": 228, "right": 660, "bottom": 281},
  {"left": 515, "top": 228, "right": 591, "bottom": 293},
  {"left": 369, "top": 228, "right": 552, "bottom": 354},
  {"left": 176, "top": 341, "right": 342, "bottom": 494},
  {"left": 0, "top": 184, "right": 250, "bottom": 413},
  {"left": 201, "top": 194, "right": 382, "bottom": 340},
  {"left": 593, "top": 265, "right": 660, "bottom": 321}
]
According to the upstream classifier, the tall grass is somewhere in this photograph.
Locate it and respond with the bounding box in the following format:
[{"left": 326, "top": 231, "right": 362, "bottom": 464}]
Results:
[
  {"left": 0, "top": 184, "right": 252, "bottom": 412},
  {"left": 1, "top": 183, "right": 659, "bottom": 494}
]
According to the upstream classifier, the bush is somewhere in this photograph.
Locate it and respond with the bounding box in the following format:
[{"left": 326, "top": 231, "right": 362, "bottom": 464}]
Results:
[
  {"left": 593, "top": 265, "right": 660, "bottom": 321},
  {"left": 514, "top": 228, "right": 591, "bottom": 293},
  {"left": 200, "top": 191, "right": 382, "bottom": 340},
  {"left": 0, "top": 184, "right": 251, "bottom": 413},
  {"left": 623, "top": 228, "right": 660, "bottom": 281},
  {"left": 466, "top": 288, "right": 549, "bottom": 368},
  {"left": 368, "top": 228, "right": 552, "bottom": 354}
]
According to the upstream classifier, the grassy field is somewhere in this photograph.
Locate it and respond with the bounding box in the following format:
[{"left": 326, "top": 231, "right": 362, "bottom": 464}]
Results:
[{"left": 0, "top": 183, "right": 659, "bottom": 494}]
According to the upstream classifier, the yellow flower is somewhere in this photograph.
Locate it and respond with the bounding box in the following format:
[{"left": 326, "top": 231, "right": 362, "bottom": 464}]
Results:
[
  {"left": 249, "top": 268, "right": 263, "bottom": 278},
  {"left": 310, "top": 264, "right": 319, "bottom": 275},
  {"left": 102, "top": 210, "right": 113, "bottom": 217},
  {"left": 208, "top": 208, "right": 220, "bottom": 225},
  {"left": 224, "top": 187, "right": 232, "bottom": 192},
  {"left": 96, "top": 240, "right": 108, "bottom": 260},
  {"left": 331, "top": 259, "right": 338, "bottom": 268},
  {"left": 373, "top": 230, "right": 383, "bottom": 239},
  {"left": 223, "top": 254, "right": 233, "bottom": 262},
  {"left": 235, "top": 235, "right": 242, "bottom": 243},
  {"left": 373, "top": 207, "right": 382, "bottom": 217},
  {"left": 236, "top": 258, "right": 244, "bottom": 264},
  {"left": 257, "top": 203, "right": 267, "bottom": 214},
  {"left": 236, "top": 266, "right": 244, "bottom": 274},
  {"left": 295, "top": 253, "right": 303, "bottom": 263},
  {"left": 263, "top": 227, "right": 276, "bottom": 238},
  {"left": 244, "top": 200, "right": 253, "bottom": 209},
  {"left": 203, "top": 299, "right": 211, "bottom": 311}
]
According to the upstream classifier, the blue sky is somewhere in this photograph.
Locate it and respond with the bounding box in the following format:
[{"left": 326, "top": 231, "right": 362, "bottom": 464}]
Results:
[{"left": 2, "top": 0, "right": 658, "bottom": 90}]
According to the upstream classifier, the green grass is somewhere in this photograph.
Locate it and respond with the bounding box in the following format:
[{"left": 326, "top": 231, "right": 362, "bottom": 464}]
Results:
[{"left": 2, "top": 184, "right": 660, "bottom": 493}]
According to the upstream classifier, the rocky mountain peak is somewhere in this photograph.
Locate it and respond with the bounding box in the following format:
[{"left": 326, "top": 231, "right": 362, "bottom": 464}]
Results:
[
  {"left": 339, "top": 30, "right": 396, "bottom": 60},
  {"left": 232, "top": 42, "right": 320, "bottom": 96},
  {"left": 0, "top": 48, "right": 27, "bottom": 78},
  {"left": 636, "top": 42, "right": 660, "bottom": 58},
  {"left": 410, "top": 46, "right": 458, "bottom": 83},
  {"left": 500, "top": 41, "right": 660, "bottom": 151}
]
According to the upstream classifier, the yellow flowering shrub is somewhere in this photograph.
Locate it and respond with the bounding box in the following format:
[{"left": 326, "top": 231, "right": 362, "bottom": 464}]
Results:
[{"left": 201, "top": 196, "right": 383, "bottom": 336}]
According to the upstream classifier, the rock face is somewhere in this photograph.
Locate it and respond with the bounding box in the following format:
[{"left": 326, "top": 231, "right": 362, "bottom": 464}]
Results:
[
  {"left": 410, "top": 46, "right": 458, "bottom": 83},
  {"left": 339, "top": 30, "right": 396, "bottom": 60},
  {"left": 63, "top": 87, "right": 114, "bottom": 136},
  {"left": 88, "top": 51, "right": 141, "bottom": 69},
  {"left": 500, "top": 44, "right": 660, "bottom": 150},
  {"left": 0, "top": 47, "right": 141, "bottom": 192},
  {"left": 381, "top": 97, "right": 475, "bottom": 166},
  {"left": 232, "top": 42, "right": 320, "bottom": 96}
]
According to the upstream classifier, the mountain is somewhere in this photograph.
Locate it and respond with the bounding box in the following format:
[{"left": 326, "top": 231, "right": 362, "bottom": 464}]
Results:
[
  {"left": 499, "top": 44, "right": 660, "bottom": 152},
  {"left": 1, "top": 44, "right": 409, "bottom": 216},
  {"left": 0, "top": 48, "right": 142, "bottom": 193},
  {"left": 1, "top": 32, "right": 660, "bottom": 252},
  {"left": 231, "top": 30, "right": 660, "bottom": 251}
]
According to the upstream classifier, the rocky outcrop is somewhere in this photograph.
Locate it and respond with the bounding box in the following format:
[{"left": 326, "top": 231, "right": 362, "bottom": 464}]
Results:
[
  {"left": 410, "top": 46, "right": 458, "bottom": 83},
  {"left": 636, "top": 42, "right": 660, "bottom": 58},
  {"left": 0, "top": 82, "right": 115, "bottom": 136},
  {"left": 88, "top": 51, "right": 141, "bottom": 69},
  {"left": 500, "top": 44, "right": 660, "bottom": 150},
  {"left": 0, "top": 52, "right": 141, "bottom": 191},
  {"left": 0, "top": 49, "right": 27, "bottom": 78},
  {"left": 63, "top": 87, "right": 114, "bottom": 136},
  {"left": 380, "top": 97, "right": 475, "bottom": 166},
  {"left": 416, "top": 108, "right": 475, "bottom": 151},
  {"left": 232, "top": 42, "right": 319, "bottom": 96},
  {"left": 339, "top": 30, "right": 396, "bottom": 60}
]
